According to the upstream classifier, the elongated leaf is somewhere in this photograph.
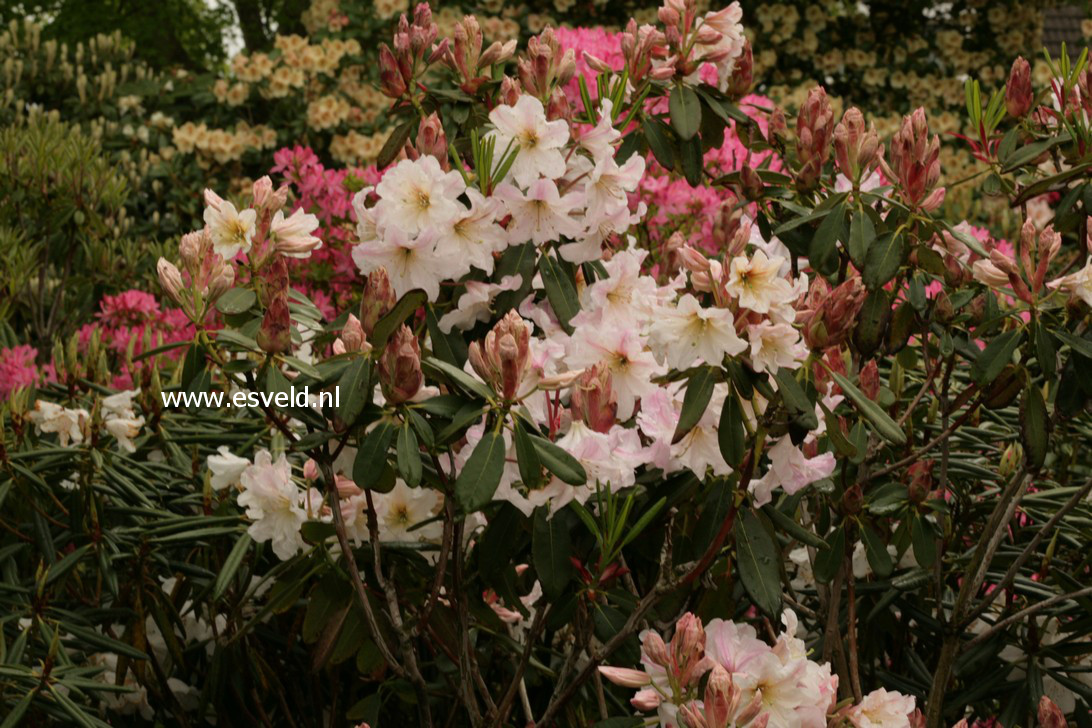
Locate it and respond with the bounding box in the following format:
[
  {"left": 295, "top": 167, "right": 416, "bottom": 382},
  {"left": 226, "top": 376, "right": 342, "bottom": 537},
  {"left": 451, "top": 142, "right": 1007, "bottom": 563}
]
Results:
[
  {"left": 762, "top": 504, "right": 829, "bottom": 549},
  {"left": 680, "top": 135, "right": 703, "bottom": 186},
  {"left": 1021, "top": 383, "right": 1049, "bottom": 472},
  {"left": 396, "top": 421, "right": 422, "bottom": 486},
  {"left": 422, "top": 357, "right": 494, "bottom": 400},
  {"left": 216, "top": 287, "right": 257, "bottom": 314},
  {"left": 642, "top": 118, "right": 675, "bottom": 170},
  {"left": 336, "top": 358, "right": 371, "bottom": 426},
  {"left": 513, "top": 420, "right": 543, "bottom": 486},
  {"left": 735, "top": 509, "right": 782, "bottom": 617},
  {"left": 673, "top": 366, "right": 716, "bottom": 443},
  {"left": 813, "top": 526, "right": 845, "bottom": 583},
  {"left": 213, "top": 532, "right": 252, "bottom": 600},
  {"left": 530, "top": 434, "right": 587, "bottom": 485},
  {"left": 860, "top": 524, "right": 893, "bottom": 577},
  {"left": 848, "top": 208, "right": 875, "bottom": 267},
  {"left": 371, "top": 289, "right": 427, "bottom": 351},
  {"left": 539, "top": 253, "right": 579, "bottom": 334},
  {"left": 971, "top": 329, "right": 1023, "bottom": 384},
  {"left": 824, "top": 368, "right": 907, "bottom": 446},
  {"left": 863, "top": 231, "right": 906, "bottom": 290},
  {"left": 1053, "top": 329, "right": 1092, "bottom": 360},
  {"left": 669, "top": 84, "right": 701, "bottom": 140},
  {"left": 809, "top": 201, "right": 844, "bottom": 276},
  {"left": 455, "top": 431, "right": 507, "bottom": 511},
  {"left": 911, "top": 515, "right": 936, "bottom": 568},
  {"left": 718, "top": 386, "right": 746, "bottom": 468},
  {"left": 352, "top": 421, "right": 395, "bottom": 489},
  {"left": 533, "top": 507, "right": 572, "bottom": 600},
  {"left": 376, "top": 118, "right": 415, "bottom": 168}
]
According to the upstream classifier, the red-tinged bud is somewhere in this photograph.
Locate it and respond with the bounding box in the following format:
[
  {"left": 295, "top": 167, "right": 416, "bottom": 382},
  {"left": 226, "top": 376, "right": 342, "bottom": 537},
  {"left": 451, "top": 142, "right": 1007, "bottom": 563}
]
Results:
[
  {"left": 631, "top": 689, "right": 663, "bottom": 712},
  {"left": 571, "top": 363, "right": 617, "bottom": 433},
  {"left": 546, "top": 87, "right": 572, "bottom": 121},
  {"left": 678, "top": 703, "right": 709, "bottom": 728},
  {"left": 659, "top": 4, "right": 681, "bottom": 26},
  {"left": 842, "top": 482, "right": 864, "bottom": 515},
  {"left": 801, "top": 275, "right": 867, "bottom": 350},
  {"left": 303, "top": 459, "right": 319, "bottom": 480},
  {"left": 725, "top": 39, "right": 753, "bottom": 99},
  {"left": 769, "top": 106, "right": 790, "bottom": 146},
  {"left": 468, "top": 310, "right": 532, "bottom": 399},
  {"left": 335, "top": 474, "right": 362, "bottom": 498},
  {"left": 157, "top": 258, "right": 184, "bottom": 304},
  {"left": 378, "top": 44, "right": 406, "bottom": 98},
  {"left": 252, "top": 176, "right": 273, "bottom": 209},
  {"left": 1037, "top": 695, "right": 1067, "bottom": 728},
  {"left": 207, "top": 261, "right": 235, "bottom": 302},
  {"left": 360, "top": 268, "right": 397, "bottom": 338},
  {"left": 257, "top": 293, "right": 292, "bottom": 354},
  {"left": 498, "top": 75, "right": 521, "bottom": 106},
  {"left": 378, "top": 325, "right": 422, "bottom": 404},
  {"left": 649, "top": 59, "right": 678, "bottom": 81},
  {"left": 859, "top": 360, "right": 880, "bottom": 401},
  {"left": 908, "top": 709, "right": 926, "bottom": 728},
  {"left": 833, "top": 107, "right": 882, "bottom": 185},
  {"left": 416, "top": 112, "right": 448, "bottom": 166},
  {"left": 1006, "top": 57, "right": 1033, "bottom": 119},
  {"left": 999, "top": 442, "right": 1022, "bottom": 478},
  {"left": 203, "top": 187, "right": 225, "bottom": 212},
  {"left": 694, "top": 24, "right": 722, "bottom": 45},
  {"left": 736, "top": 691, "right": 767, "bottom": 726},
  {"left": 583, "top": 51, "right": 613, "bottom": 74},
  {"left": 739, "top": 163, "right": 764, "bottom": 201},
  {"left": 179, "top": 230, "right": 205, "bottom": 268},
  {"left": 882, "top": 107, "right": 945, "bottom": 212},
  {"left": 795, "top": 86, "right": 834, "bottom": 190},
  {"left": 907, "top": 459, "right": 934, "bottom": 503},
  {"left": 672, "top": 612, "right": 707, "bottom": 684},
  {"left": 597, "top": 666, "right": 651, "bottom": 688},
  {"left": 481, "top": 39, "right": 516, "bottom": 69},
  {"left": 703, "top": 664, "right": 737, "bottom": 728},
  {"left": 935, "top": 290, "right": 955, "bottom": 323}
]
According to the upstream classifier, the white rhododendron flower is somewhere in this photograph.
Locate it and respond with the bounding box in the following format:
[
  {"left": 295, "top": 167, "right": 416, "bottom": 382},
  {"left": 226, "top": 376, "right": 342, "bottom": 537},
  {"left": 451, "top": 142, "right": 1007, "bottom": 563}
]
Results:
[
  {"left": 726, "top": 249, "right": 796, "bottom": 313},
  {"left": 649, "top": 293, "right": 747, "bottom": 369},
  {"left": 237, "top": 450, "right": 305, "bottom": 560},
  {"left": 487, "top": 94, "right": 569, "bottom": 186},
  {"left": 373, "top": 156, "right": 466, "bottom": 236},
  {"left": 203, "top": 198, "right": 257, "bottom": 259},
  {"left": 207, "top": 446, "right": 250, "bottom": 491}
]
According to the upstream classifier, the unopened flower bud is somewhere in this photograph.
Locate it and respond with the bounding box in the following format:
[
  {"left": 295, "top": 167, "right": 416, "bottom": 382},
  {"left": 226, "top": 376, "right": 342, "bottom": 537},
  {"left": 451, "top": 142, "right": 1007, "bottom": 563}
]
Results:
[
  {"left": 179, "top": 230, "right": 205, "bottom": 268},
  {"left": 416, "top": 112, "right": 448, "bottom": 165},
  {"left": 571, "top": 363, "right": 617, "bottom": 432},
  {"left": 546, "top": 87, "right": 571, "bottom": 121},
  {"left": 640, "top": 630, "right": 669, "bottom": 667},
  {"left": 360, "top": 268, "right": 397, "bottom": 338},
  {"left": 597, "top": 666, "right": 650, "bottom": 688},
  {"left": 678, "top": 244, "right": 711, "bottom": 274},
  {"left": 157, "top": 258, "right": 184, "bottom": 304},
  {"left": 468, "top": 310, "right": 531, "bottom": 399},
  {"left": 859, "top": 359, "right": 880, "bottom": 400},
  {"left": 203, "top": 188, "right": 225, "bottom": 212},
  {"left": 378, "top": 44, "right": 407, "bottom": 98},
  {"left": 999, "top": 442, "right": 1023, "bottom": 479},
  {"left": 257, "top": 294, "right": 292, "bottom": 354},
  {"left": 907, "top": 459, "right": 934, "bottom": 503},
  {"left": 337, "top": 314, "right": 368, "bottom": 354},
  {"left": 1006, "top": 57, "right": 1033, "bottom": 119},
  {"left": 833, "top": 107, "right": 882, "bottom": 185},
  {"left": 678, "top": 703, "right": 708, "bottom": 728},
  {"left": 252, "top": 175, "right": 273, "bottom": 209},
  {"left": 795, "top": 86, "right": 834, "bottom": 190},
  {"left": 1037, "top": 696, "right": 1066, "bottom": 728},
  {"left": 739, "top": 163, "right": 764, "bottom": 201},
  {"left": 207, "top": 262, "right": 235, "bottom": 302},
  {"left": 378, "top": 325, "right": 422, "bottom": 404},
  {"left": 725, "top": 39, "right": 753, "bottom": 98},
  {"left": 882, "top": 107, "right": 945, "bottom": 211}
]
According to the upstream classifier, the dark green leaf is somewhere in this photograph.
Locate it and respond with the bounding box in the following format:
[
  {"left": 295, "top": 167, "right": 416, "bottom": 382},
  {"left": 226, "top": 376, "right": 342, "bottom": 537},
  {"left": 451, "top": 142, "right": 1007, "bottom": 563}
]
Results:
[
  {"left": 735, "top": 509, "right": 782, "bottom": 617},
  {"left": 215, "top": 287, "right": 257, "bottom": 315},
  {"left": 377, "top": 118, "right": 415, "bottom": 169},
  {"left": 824, "top": 367, "right": 906, "bottom": 446},
  {"left": 539, "top": 253, "right": 580, "bottom": 334},
  {"left": 530, "top": 434, "right": 587, "bottom": 485},
  {"left": 669, "top": 84, "right": 701, "bottom": 140},
  {"left": 673, "top": 366, "right": 716, "bottom": 443},
  {"left": 972, "top": 329, "right": 1024, "bottom": 385},
  {"left": 455, "top": 431, "right": 507, "bottom": 511},
  {"left": 513, "top": 420, "right": 543, "bottom": 487},
  {"left": 1021, "top": 383, "right": 1049, "bottom": 472},
  {"left": 642, "top": 119, "right": 675, "bottom": 170},
  {"left": 336, "top": 358, "right": 371, "bottom": 426},
  {"left": 353, "top": 421, "right": 395, "bottom": 490},
  {"left": 848, "top": 208, "right": 875, "bottom": 267},
  {"left": 813, "top": 526, "right": 845, "bottom": 583},
  {"left": 911, "top": 515, "right": 936, "bottom": 568},
  {"left": 863, "top": 231, "right": 907, "bottom": 290},
  {"left": 860, "top": 524, "right": 893, "bottom": 577},
  {"left": 396, "top": 421, "right": 422, "bottom": 486},
  {"left": 371, "top": 289, "right": 426, "bottom": 351},
  {"left": 718, "top": 386, "right": 746, "bottom": 468},
  {"left": 533, "top": 507, "right": 573, "bottom": 600}
]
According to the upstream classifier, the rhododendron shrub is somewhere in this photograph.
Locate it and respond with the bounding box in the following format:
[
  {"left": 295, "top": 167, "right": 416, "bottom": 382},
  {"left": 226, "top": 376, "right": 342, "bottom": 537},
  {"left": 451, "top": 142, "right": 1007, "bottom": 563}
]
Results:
[{"left": 4, "top": 4, "right": 1092, "bottom": 728}]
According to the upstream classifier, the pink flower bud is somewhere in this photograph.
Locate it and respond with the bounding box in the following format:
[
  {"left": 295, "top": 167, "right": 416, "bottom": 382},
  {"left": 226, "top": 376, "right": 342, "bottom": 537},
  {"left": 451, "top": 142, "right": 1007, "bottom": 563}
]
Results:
[
  {"left": 631, "top": 688, "right": 662, "bottom": 712},
  {"left": 379, "top": 44, "right": 407, "bottom": 98},
  {"left": 1037, "top": 695, "right": 1066, "bottom": 728},
  {"left": 378, "top": 325, "right": 423, "bottom": 404},
  {"left": 303, "top": 459, "right": 319, "bottom": 480},
  {"left": 571, "top": 363, "right": 617, "bottom": 433},
  {"left": 882, "top": 107, "right": 945, "bottom": 212},
  {"left": 1006, "top": 56, "right": 1033, "bottom": 119},
  {"left": 703, "top": 664, "right": 737, "bottom": 727},
  {"left": 795, "top": 86, "right": 834, "bottom": 190},
  {"left": 739, "top": 163, "right": 764, "bottom": 201},
  {"left": 859, "top": 360, "right": 880, "bottom": 400},
  {"left": 257, "top": 294, "right": 292, "bottom": 354},
  {"left": 252, "top": 176, "right": 273, "bottom": 209},
  {"left": 597, "top": 666, "right": 651, "bottom": 688},
  {"left": 207, "top": 261, "right": 235, "bottom": 302},
  {"left": 678, "top": 703, "right": 709, "bottom": 728},
  {"left": 360, "top": 268, "right": 397, "bottom": 338},
  {"left": 679, "top": 245, "right": 711, "bottom": 274},
  {"left": 583, "top": 51, "right": 613, "bottom": 74},
  {"left": 725, "top": 39, "right": 753, "bottom": 98},
  {"left": 203, "top": 188, "right": 225, "bottom": 212},
  {"left": 339, "top": 314, "right": 367, "bottom": 353},
  {"left": 157, "top": 258, "right": 184, "bottom": 304},
  {"left": 179, "top": 230, "right": 205, "bottom": 268},
  {"left": 335, "top": 474, "right": 362, "bottom": 498},
  {"left": 416, "top": 112, "right": 448, "bottom": 165},
  {"left": 640, "top": 630, "right": 670, "bottom": 667},
  {"left": 498, "top": 76, "right": 521, "bottom": 106},
  {"left": 468, "top": 311, "right": 531, "bottom": 399},
  {"left": 833, "top": 107, "right": 882, "bottom": 185},
  {"left": 546, "top": 87, "right": 572, "bottom": 121}
]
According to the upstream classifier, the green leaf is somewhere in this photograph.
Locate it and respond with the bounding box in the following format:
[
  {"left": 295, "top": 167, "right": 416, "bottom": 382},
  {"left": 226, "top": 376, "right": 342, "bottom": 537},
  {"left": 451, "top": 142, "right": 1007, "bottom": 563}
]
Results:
[
  {"left": 0, "top": 690, "right": 34, "bottom": 728},
  {"left": 680, "top": 135, "right": 703, "bottom": 186},
  {"left": 455, "top": 431, "right": 507, "bottom": 511},
  {"left": 212, "top": 533, "right": 252, "bottom": 600},
  {"left": 396, "top": 420, "right": 422, "bottom": 486},
  {"left": 377, "top": 118, "right": 415, "bottom": 168},
  {"left": 215, "top": 287, "right": 257, "bottom": 314},
  {"left": 971, "top": 329, "right": 1024, "bottom": 385},
  {"left": 673, "top": 366, "right": 716, "bottom": 443},
  {"left": 530, "top": 434, "right": 587, "bottom": 485},
  {"left": 809, "top": 201, "right": 844, "bottom": 276},
  {"left": 62, "top": 623, "right": 147, "bottom": 660},
  {"left": 762, "top": 504, "right": 829, "bottom": 549},
  {"left": 513, "top": 420, "right": 543, "bottom": 487},
  {"left": 642, "top": 118, "right": 675, "bottom": 170},
  {"left": 283, "top": 355, "right": 321, "bottom": 380},
  {"left": 863, "top": 231, "right": 907, "bottom": 290},
  {"left": 911, "top": 515, "right": 936, "bottom": 568},
  {"left": 422, "top": 357, "right": 494, "bottom": 400},
  {"left": 336, "top": 358, "right": 371, "bottom": 426},
  {"left": 813, "top": 526, "right": 845, "bottom": 583},
  {"left": 718, "top": 386, "right": 746, "bottom": 468},
  {"left": 352, "top": 421, "right": 395, "bottom": 490},
  {"left": 824, "top": 367, "right": 906, "bottom": 446},
  {"left": 1053, "top": 329, "right": 1092, "bottom": 360},
  {"left": 371, "top": 289, "right": 427, "bottom": 351},
  {"left": 1021, "top": 383, "right": 1049, "bottom": 472},
  {"left": 860, "top": 524, "right": 893, "bottom": 577},
  {"left": 735, "top": 509, "right": 782, "bottom": 617},
  {"left": 533, "top": 507, "right": 573, "bottom": 600},
  {"left": 669, "top": 84, "right": 702, "bottom": 140},
  {"left": 848, "top": 209, "right": 875, "bottom": 268},
  {"left": 539, "top": 253, "right": 580, "bottom": 334}
]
